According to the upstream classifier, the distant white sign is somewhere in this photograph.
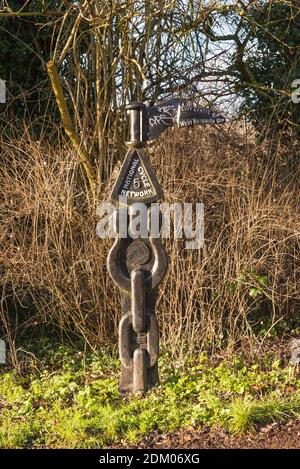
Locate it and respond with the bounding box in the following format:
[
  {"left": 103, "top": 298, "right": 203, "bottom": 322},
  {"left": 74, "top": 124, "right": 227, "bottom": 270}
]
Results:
[
  {"left": 0, "top": 79, "right": 6, "bottom": 103},
  {"left": 0, "top": 339, "right": 6, "bottom": 364}
]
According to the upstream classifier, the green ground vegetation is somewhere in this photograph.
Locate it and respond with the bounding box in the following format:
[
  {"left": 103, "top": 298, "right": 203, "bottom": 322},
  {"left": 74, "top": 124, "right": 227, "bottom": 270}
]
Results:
[{"left": 1, "top": 342, "right": 300, "bottom": 448}]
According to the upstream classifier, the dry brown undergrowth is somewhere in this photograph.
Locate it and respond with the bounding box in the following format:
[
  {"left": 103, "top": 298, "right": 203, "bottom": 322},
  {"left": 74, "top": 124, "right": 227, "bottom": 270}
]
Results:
[{"left": 0, "top": 121, "right": 299, "bottom": 368}]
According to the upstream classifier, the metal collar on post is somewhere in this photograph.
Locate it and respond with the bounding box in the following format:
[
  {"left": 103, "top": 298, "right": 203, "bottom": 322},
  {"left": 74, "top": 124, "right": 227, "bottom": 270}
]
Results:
[{"left": 125, "top": 101, "right": 148, "bottom": 148}]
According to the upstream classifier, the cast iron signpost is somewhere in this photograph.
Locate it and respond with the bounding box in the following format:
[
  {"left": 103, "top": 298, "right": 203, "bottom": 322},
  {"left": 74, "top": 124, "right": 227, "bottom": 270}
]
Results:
[{"left": 107, "top": 99, "right": 225, "bottom": 393}]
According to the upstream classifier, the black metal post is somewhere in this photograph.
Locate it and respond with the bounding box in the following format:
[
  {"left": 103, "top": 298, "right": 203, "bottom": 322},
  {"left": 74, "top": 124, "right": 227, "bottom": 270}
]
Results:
[{"left": 107, "top": 101, "right": 168, "bottom": 392}]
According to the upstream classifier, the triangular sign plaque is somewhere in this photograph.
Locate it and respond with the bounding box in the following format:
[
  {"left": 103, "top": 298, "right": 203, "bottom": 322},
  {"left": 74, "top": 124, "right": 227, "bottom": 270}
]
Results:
[{"left": 110, "top": 150, "right": 164, "bottom": 204}]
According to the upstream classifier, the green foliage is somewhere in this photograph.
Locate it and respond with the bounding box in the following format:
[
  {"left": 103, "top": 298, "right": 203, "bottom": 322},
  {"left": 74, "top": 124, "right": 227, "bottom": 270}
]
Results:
[
  {"left": 1, "top": 346, "right": 300, "bottom": 448},
  {"left": 0, "top": 1, "right": 58, "bottom": 121},
  {"left": 229, "top": 394, "right": 300, "bottom": 434},
  {"left": 241, "top": 1, "right": 300, "bottom": 134},
  {"left": 228, "top": 271, "right": 269, "bottom": 299}
]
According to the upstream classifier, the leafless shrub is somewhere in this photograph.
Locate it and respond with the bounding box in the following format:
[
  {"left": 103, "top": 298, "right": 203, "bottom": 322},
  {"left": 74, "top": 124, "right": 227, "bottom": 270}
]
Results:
[{"left": 0, "top": 121, "right": 299, "bottom": 366}]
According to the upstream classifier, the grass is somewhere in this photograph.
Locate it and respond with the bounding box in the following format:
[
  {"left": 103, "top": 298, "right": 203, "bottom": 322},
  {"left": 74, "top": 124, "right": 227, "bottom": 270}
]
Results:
[{"left": 1, "top": 343, "right": 300, "bottom": 448}]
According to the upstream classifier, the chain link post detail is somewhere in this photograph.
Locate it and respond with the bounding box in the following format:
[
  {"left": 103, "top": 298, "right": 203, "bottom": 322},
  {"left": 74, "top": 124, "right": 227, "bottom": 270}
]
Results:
[{"left": 107, "top": 101, "right": 168, "bottom": 392}]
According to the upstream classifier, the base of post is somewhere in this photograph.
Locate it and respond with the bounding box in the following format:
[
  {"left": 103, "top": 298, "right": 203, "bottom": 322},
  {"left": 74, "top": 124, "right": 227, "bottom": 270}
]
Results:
[{"left": 119, "top": 362, "right": 159, "bottom": 393}]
